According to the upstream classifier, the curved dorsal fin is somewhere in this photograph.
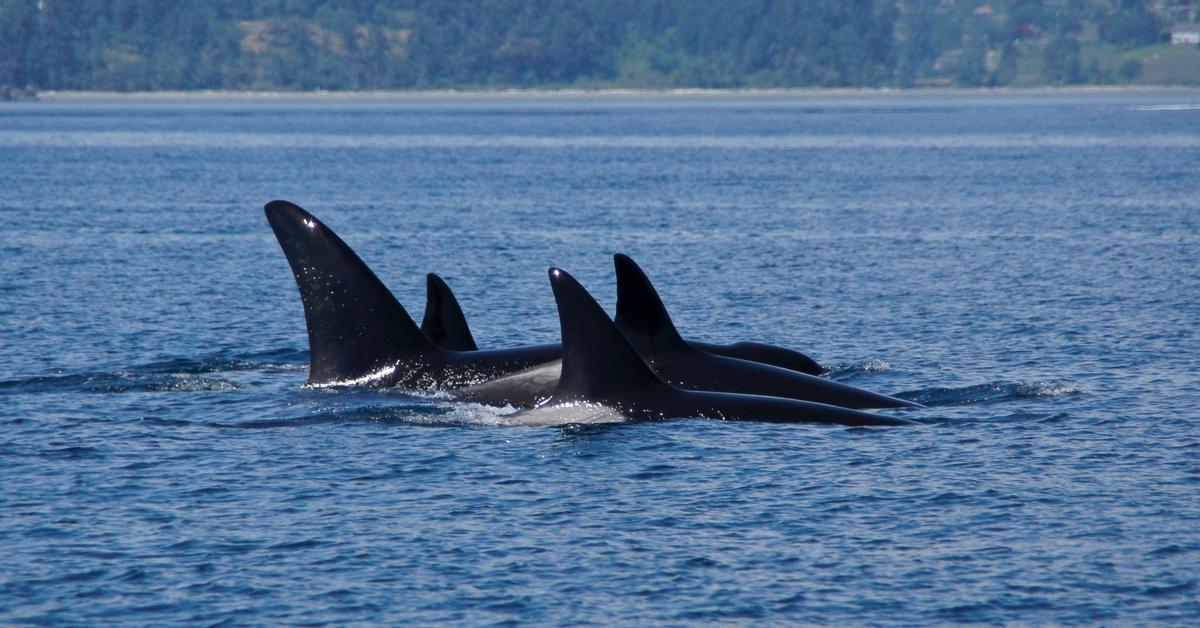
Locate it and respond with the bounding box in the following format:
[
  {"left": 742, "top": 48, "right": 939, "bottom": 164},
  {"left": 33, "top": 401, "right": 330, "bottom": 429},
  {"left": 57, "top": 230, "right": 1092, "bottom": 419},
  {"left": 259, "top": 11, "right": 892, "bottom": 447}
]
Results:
[
  {"left": 420, "top": 274, "right": 479, "bottom": 351},
  {"left": 264, "top": 200, "right": 435, "bottom": 384},
  {"left": 613, "top": 254, "right": 689, "bottom": 352},
  {"left": 548, "top": 267, "right": 666, "bottom": 402}
]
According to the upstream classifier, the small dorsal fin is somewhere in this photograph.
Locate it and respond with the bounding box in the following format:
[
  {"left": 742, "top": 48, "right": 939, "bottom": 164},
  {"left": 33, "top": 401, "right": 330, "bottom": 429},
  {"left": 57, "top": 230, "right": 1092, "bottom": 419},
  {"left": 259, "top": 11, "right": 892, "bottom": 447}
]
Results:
[
  {"left": 548, "top": 267, "right": 666, "bottom": 402},
  {"left": 613, "top": 254, "right": 689, "bottom": 352},
  {"left": 420, "top": 274, "right": 479, "bottom": 351},
  {"left": 264, "top": 200, "right": 435, "bottom": 384}
]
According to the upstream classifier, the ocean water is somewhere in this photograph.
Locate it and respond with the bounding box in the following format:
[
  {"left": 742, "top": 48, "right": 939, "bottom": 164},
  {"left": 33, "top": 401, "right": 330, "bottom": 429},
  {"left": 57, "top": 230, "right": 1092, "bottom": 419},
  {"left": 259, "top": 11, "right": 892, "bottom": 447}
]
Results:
[{"left": 1, "top": 91, "right": 1197, "bottom": 624}]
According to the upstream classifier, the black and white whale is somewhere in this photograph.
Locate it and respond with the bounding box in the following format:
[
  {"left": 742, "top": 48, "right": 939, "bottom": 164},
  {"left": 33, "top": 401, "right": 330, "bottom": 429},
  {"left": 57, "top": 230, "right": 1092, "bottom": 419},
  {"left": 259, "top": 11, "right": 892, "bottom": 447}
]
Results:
[
  {"left": 611, "top": 254, "right": 825, "bottom": 376},
  {"left": 509, "top": 268, "right": 914, "bottom": 427},
  {"left": 265, "top": 200, "right": 559, "bottom": 388},
  {"left": 267, "top": 200, "right": 918, "bottom": 411},
  {"left": 455, "top": 255, "right": 918, "bottom": 409},
  {"left": 420, "top": 255, "right": 825, "bottom": 375}
]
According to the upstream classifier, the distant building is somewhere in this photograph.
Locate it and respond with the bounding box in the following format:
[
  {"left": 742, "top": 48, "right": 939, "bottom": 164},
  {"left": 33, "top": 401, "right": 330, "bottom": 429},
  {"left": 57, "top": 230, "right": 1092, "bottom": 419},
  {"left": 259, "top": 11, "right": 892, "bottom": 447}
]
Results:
[{"left": 1171, "top": 23, "right": 1200, "bottom": 44}]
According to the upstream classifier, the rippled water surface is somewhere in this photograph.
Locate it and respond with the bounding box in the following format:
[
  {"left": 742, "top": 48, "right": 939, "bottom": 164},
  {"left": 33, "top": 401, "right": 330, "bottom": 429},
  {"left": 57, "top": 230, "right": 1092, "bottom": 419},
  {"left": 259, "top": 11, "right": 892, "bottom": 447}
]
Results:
[{"left": 2, "top": 91, "right": 1198, "bottom": 624}]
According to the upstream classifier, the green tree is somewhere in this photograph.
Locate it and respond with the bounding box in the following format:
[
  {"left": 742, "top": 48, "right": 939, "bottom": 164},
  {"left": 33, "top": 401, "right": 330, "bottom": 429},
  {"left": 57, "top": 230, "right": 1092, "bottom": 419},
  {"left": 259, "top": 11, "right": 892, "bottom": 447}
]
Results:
[
  {"left": 1043, "top": 35, "right": 1082, "bottom": 84},
  {"left": 1099, "top": 1, "right": 1163, "bottom": 48},
  {"left": 1118, "top": 58, "right": 1143, "bottom": 81},
  {"left": 1, "top": 0, "right": 1195, "bottom": 92}
]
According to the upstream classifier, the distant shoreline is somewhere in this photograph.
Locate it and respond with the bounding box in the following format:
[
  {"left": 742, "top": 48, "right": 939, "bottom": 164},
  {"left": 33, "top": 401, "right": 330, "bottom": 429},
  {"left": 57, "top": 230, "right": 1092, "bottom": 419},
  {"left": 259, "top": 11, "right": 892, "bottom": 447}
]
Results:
[{"left": 29, "top": 86, "right": 1200, "bottom": 102}]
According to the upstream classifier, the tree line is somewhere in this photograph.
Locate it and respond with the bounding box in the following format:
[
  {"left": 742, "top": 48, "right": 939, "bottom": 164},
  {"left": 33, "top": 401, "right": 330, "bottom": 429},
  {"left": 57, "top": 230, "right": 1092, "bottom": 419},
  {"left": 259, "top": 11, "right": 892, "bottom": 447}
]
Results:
[{"left": 0, "top": 0, "right": 1190, "bottom": 93}]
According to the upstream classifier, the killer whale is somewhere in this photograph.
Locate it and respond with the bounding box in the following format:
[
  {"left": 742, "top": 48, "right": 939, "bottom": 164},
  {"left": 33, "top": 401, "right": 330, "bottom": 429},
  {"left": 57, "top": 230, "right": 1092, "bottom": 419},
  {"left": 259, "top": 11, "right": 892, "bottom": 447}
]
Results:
[
  {"left": 267, "top": 200, "right": 917, "bottom": 412},
  {"left": 265, "top": 200, "right": 558, "bottom": 388},
  {"left": 509, "top": 268, "right": 914, "bottom": 427},
  {"left": 421, "top": 258, "right": 825, "bottom": 375},
  {"left": 611, "top": 254, "right": 825, "bottom": 376},
  {"left": 454, "top": 331, "right": 917, "bottom": 410},
  {"left": 456, "top": 256, "right": 919, "bottom": 409}
]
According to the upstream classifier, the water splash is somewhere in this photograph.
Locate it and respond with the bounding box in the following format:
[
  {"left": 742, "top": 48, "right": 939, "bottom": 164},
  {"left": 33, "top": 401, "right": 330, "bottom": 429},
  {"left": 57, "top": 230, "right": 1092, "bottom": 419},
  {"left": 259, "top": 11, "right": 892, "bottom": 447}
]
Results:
[
  {"left": 896, "top": 381, "right": 1082, "bottom": 407},
  {"left": 0, "top": 348, "right": 307, "bottom": 395},
  {"left": 825, "top": 359, "right": 891, "bottom": 379},
  {"left": 304, "top": 363, "right": 400, "bottom": 388}
]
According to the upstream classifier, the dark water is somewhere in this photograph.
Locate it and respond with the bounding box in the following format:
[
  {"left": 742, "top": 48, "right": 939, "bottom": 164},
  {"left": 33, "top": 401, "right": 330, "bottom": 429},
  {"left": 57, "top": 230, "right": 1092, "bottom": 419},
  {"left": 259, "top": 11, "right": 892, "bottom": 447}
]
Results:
[{"left": 2, "top": 91, "right": 1198, "bottom": 624}]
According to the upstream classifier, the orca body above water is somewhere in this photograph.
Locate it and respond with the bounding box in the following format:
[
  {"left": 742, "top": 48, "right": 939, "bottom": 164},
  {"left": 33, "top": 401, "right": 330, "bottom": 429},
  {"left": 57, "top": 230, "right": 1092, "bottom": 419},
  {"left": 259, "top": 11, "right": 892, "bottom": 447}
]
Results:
[
  {"left": 265, "top": 200, "right": 559, "bottom": 388},
  {"left": 453, "top": 255, "right": 918, "bottom": 409},
  {"left": 266, "top": 200, "right": 919, "bottom": 412},
  {"left": 452, "top": 337, "right": 916, "bottom": 410},
  {"left": 509, "top": 269, "right": 914, "bottom": 427},
  {"left": 611, "top": 254, "right": 826, "bottom": 376},
  {"left": 419, "top": 256, "right": 825, "bottom": 376}
]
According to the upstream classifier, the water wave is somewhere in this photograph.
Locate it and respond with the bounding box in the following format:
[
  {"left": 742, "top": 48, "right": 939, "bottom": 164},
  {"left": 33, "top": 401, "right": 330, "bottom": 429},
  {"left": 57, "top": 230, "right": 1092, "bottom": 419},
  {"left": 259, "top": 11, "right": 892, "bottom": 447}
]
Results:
[
  {"left": 207, "top": 400, "right": 518, "bottom": 429},
  {"left": 0, "top": 348, "right": 307, "bottom": 395},
  {"left": 0, "top": 371, "right": 240, "bottom": 394},
  {"left": 1130, "top": 104, "right": 1200, "bottom": 111},
  {"left": 2, "top": 130, "right": 1198, "bottom": 150},
  {"left": 896, "top": 380, "right": 1082, "bottom": 407},
  {"left": 826, "top": 359, "right": 891, "bottom": 378}
]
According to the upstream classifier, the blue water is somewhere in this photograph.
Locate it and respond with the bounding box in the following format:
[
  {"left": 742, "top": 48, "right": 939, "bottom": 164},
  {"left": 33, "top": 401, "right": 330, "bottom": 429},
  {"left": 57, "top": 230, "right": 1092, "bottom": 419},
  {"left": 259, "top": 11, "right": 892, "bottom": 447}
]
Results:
[{"left": 1, "top": 91, "right": 1198, "bottom": 624}]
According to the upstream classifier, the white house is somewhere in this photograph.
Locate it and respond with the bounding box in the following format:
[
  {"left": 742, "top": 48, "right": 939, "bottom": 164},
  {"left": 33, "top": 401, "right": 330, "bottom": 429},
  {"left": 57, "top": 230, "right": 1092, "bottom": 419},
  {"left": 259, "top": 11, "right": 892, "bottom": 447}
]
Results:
[{"left": 1171, "top": 24, "right": 1200, "bottom": 44}]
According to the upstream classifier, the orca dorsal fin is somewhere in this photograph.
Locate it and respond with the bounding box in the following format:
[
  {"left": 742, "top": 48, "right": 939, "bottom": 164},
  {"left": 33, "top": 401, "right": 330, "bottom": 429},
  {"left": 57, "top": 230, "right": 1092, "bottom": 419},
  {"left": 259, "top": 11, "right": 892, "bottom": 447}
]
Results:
[
  {"left": 420, "top": 273, "right": 479, "bottom": 351},
  {"left": 548, "top": 267, "right": 667, "bottom": 402},
  {"left": 264, "top": 200, "right": 436, "bottom": 385},
  {"left": 613, "top": 254, "right": 690, "bottom": 352}
]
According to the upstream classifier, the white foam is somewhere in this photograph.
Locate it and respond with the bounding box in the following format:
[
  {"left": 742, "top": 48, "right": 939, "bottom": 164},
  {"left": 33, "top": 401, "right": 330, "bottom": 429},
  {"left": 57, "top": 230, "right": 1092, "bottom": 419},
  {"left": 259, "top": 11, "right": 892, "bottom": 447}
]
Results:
[
  {"left": 1131, "top": 104, "right": 1200, "bottom": 111},
  {"left": 508, "top": 401, "right": 629, "bottom": 426},
  {"left": 305, "top": 363, "right": 398, "bottom": 388}
]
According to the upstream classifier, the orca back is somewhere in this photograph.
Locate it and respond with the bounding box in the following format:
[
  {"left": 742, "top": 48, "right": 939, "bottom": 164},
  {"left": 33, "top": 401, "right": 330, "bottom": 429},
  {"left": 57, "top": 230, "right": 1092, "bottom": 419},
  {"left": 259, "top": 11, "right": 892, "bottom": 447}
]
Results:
[{"left": 539, "top": 267, "right": 912, "bottom": 426}]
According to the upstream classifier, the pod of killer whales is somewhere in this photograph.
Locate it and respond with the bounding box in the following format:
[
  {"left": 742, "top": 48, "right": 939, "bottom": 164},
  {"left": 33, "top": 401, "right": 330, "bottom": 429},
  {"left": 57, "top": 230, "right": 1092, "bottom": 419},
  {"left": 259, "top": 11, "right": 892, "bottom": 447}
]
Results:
[{"left": 265, "top": 200, "right": 921, "bottom": 427}]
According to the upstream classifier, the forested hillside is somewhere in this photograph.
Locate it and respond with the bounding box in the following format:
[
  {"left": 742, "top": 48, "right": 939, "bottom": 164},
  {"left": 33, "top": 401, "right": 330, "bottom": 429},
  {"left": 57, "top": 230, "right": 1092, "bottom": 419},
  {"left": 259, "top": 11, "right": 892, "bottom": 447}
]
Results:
[{"left": 2, "top": 0, "right": 1198, "bottom": 93}]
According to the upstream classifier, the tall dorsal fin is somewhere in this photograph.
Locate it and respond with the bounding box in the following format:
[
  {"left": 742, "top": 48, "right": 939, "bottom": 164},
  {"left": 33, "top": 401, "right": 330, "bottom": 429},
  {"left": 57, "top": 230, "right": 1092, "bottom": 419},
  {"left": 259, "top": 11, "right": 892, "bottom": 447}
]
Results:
[
  {"left": 548, "top": 267, "right": 666, "bottom": 402},
  {"left": 420, "top": 273, "right": 479, "bottom": 351},
  {"left": 613, "top": 254, "right": 689, "bottom": 352},
  {"left": 264, "top": 200, "right": 435, "bottom": 384}
]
